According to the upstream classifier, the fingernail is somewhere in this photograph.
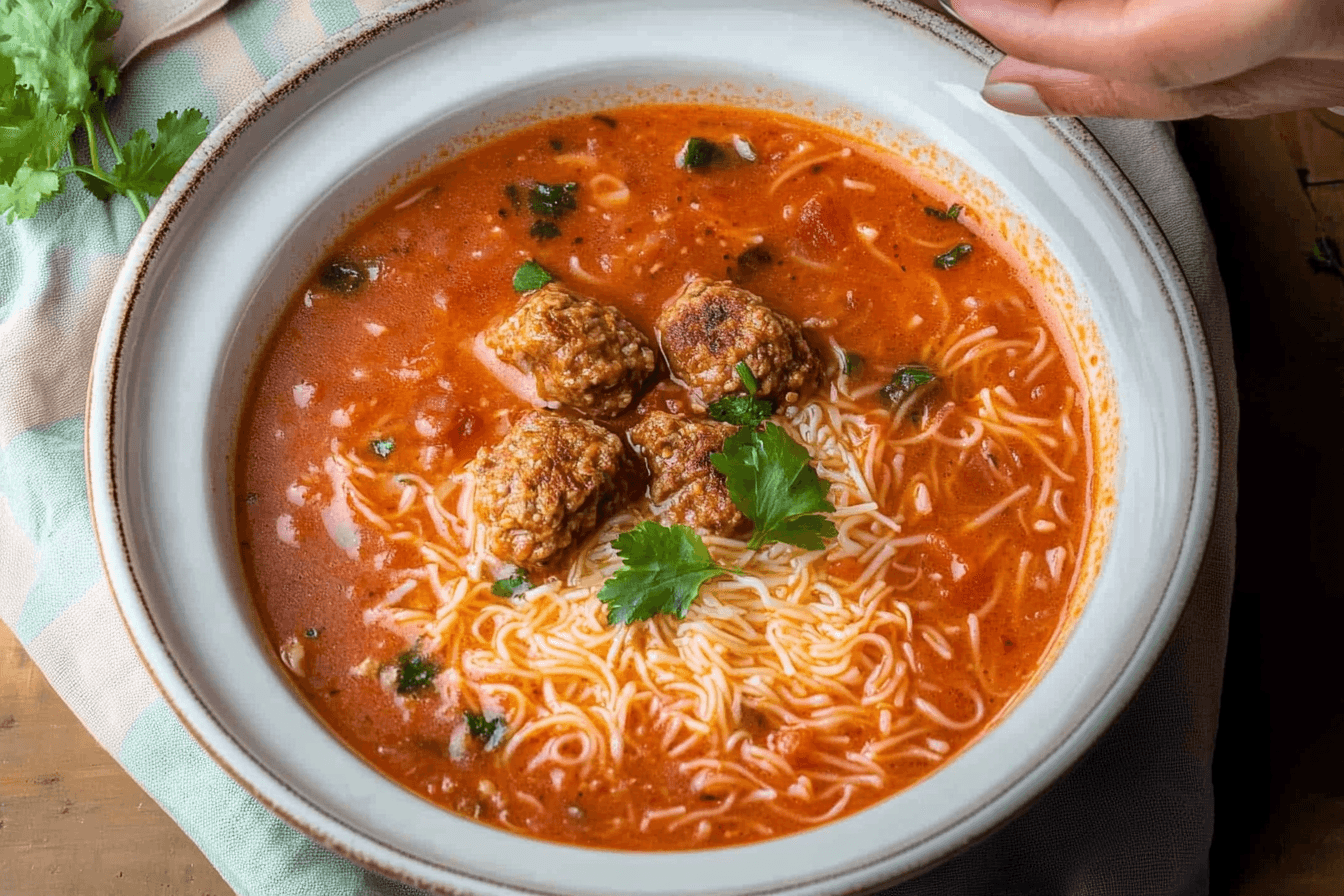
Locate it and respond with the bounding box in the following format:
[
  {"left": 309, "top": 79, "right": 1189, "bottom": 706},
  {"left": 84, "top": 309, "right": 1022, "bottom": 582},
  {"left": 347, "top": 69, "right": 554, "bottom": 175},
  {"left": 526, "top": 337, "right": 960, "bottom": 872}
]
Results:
[
  {"left": 937, "top": 0, "right": 965, "bottom": 23},
  {"left": 981, "top": 82, "right": 1055, "bottom": 117}
]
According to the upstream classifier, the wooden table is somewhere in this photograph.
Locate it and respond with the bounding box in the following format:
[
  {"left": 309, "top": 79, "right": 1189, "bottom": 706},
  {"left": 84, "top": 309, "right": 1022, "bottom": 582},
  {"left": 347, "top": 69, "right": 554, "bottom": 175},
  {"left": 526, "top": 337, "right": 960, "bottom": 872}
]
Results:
[{"left": 3, "top": 112, "right": 1344, "bottom": 895}]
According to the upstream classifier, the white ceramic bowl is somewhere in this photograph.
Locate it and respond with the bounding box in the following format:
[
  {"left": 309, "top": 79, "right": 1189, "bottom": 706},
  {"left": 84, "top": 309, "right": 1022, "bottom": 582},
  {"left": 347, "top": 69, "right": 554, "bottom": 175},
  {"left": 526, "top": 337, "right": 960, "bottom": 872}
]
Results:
[{"left": 87, "top": 1, "right": 1218, "bottom": 893}]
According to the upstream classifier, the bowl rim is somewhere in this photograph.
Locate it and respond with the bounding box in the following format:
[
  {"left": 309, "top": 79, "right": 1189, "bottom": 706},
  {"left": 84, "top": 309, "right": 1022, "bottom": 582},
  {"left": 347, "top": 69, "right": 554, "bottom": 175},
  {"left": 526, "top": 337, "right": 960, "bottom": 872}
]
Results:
[{"left": 85, "top": 0, "right": 1221, "bottom": 893}]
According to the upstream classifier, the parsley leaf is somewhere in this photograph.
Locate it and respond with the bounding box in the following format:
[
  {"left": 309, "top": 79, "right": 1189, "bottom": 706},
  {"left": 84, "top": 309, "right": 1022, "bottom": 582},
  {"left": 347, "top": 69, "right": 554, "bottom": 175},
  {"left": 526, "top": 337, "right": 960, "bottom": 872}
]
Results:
[
  {"left": 597, "top": 522, "right": 730, "bottom": 624},
  {"left": 1, "top": 0, "right": 121, "bottom": 115},
  {"left": 512, "top": 259, "right": 553, "bottom": 292},
  {"left": 707, "top": 394, "right": 774, "bottom": 427},
  {"left": 711, "top": 423, "right": 836, "bottom": 551},
  {"left": 528, "top": 181, "right": 577, "bottom": 218},
  {"left": 107, "top": 109, "right": 208, "bottom": 195},
  {"left": 0, "top": 164, "right": 60, "bottom": 221},
  {"left": 707, "top": 361, "right": 774, "bottom": 427},
  {"left": 464, "top": 711, "right": 508, "bottom": 750},
  {"left": 880, "top": 364, "right": 937, "bottom": 406},
  {"left": 842, "top": 350, "right": 865, "bottom": 377},
  {"left": 934, "top": 243, "right": 973, "bottom": 269},
  {"left": 924, "top": 203, "right": 964, "bottom": 221},
  {"left": 529, "top": 220, "right": 561, "bottom": 240},
  {"left": 680, "top": 137, "right": 719, "bottom": 170},
  {"left": 394, "top": 648, "right": 439, "bottom": 695},
  {"left": 491, "top": 569, "right": 531, "bottom": 598},
  {"left": 370, "top": 437, "right": 395, "bottom": 458}
]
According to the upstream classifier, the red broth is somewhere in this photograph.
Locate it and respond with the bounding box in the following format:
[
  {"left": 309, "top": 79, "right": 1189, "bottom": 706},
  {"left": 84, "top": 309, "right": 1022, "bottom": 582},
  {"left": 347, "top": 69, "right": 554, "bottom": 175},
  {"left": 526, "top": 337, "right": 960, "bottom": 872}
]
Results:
[{"left": 237, "top": 104, "right": 1092, "bottom": 849}]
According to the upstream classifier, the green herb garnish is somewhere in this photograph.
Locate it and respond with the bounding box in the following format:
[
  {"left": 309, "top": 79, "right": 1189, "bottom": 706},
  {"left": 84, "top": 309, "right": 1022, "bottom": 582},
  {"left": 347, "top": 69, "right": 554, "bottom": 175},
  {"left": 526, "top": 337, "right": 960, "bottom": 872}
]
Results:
[
  {"left": 530, "top": 220, "right": 561, "bottom": 240},
  {"left": 512, "top": 259, "right": 553, "bottom": 292},
  {"left": 924, "top": 203, "right": 964, "bottom": 221},
  {"left": 597, "top": 522, "right": 731, "bottom": 624},
  {"left": 0, "top": 0, "right": 209, "bottom": 222},
  {"left": 711, "top": 422, "right": 837, "bottom": 551},
  {"left": 491, "top": 570, "right": 531, "bottom": 598},
  {"left": 842, "top": 350, "right": 864, "bottom": 377},
  {"left": 934, "top": 243, "right": 973, "bottom": 269},
  {"left": 394, "top": 649, "right": 439, "bottom": 695},
  {"left": 707, "top": 361, "right": 774, "bottom": 427},
  {"left": 528, "top": 181, "right": 578, "bottom": 218},
  {"left": 370, "top": 437, "right": 395, "bottom": 458},
  {"left": 879, "top": 364, "right": 937, "bottom": 406},
  {"left": 464, "top": 711, "right": 508, "bottom": 750},
  {"left": 681, "top": 137, "right": 719, "bottom": 170}
]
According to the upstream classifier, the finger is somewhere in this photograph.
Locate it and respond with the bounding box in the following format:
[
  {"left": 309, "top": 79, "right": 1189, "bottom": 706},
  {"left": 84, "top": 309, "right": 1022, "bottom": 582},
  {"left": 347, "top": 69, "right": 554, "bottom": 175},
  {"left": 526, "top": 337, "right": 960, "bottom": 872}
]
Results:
[
  {"left": 949, "top": 0, "right": 1343, "bottom": 90},
  {"left": 980, "top": 55, "right": 1344, "bottom": 120}
]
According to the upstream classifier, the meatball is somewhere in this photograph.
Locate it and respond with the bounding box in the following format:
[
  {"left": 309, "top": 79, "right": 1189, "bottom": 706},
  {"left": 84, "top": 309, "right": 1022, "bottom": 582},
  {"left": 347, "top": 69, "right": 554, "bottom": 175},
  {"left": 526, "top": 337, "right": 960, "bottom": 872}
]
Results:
[
  {"left": 656, "top": 277, "right": 822, "bottom": 408},
  {"left": 470, "top": 411, "right": 635, "bottom": 568},
  {"left": 628, "top": 411, "right": 746, "bottom": 537},
  {"left": 485, "top": 283, "right": 657, "bottom": 418}
]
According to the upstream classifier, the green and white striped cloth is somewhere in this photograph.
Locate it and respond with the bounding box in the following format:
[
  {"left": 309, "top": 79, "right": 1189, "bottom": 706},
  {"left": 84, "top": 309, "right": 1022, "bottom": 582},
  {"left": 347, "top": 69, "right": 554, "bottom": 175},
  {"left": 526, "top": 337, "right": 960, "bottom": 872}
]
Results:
[{"left": 0, "top": 2, "right": 1236, "bottom": 894}]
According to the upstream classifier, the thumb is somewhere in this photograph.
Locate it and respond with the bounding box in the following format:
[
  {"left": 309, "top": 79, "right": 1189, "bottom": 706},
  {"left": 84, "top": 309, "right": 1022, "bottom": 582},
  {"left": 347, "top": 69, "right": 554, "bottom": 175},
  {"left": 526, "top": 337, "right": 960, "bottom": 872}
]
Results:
[{"left": 981, "top": 56, "right": 1344, "bottom": 120}]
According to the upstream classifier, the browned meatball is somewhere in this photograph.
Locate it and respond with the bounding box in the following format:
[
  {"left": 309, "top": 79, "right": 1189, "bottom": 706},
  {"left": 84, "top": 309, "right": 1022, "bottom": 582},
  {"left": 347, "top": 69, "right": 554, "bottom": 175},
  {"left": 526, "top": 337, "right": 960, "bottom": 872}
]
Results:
[
  {"left": 470, "top": 411, "right": 635, "bottom": 569},
  {"left": 656, "top": 278, "right": 822, "bottom": 408},
  {"left": 485, "top": 283, "right": 657, "bottom": 418},
  {"left": 628, "top": 411, "right": 746, "bottom": 537}
]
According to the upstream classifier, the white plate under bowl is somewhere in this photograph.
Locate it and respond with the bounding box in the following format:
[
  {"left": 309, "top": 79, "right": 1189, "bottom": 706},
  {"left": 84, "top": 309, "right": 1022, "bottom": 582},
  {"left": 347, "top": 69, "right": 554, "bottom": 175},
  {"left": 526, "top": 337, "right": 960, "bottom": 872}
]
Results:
[{"left": 87, "top": 1, "right": 1218, "bottom": 894}]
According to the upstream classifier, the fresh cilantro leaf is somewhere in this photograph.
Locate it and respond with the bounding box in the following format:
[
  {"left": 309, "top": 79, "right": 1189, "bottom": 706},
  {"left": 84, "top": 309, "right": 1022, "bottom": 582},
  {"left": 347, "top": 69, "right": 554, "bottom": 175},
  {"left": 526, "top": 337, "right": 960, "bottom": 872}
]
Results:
[
  {"left": 924, "top": 203, "right": 964, "bottom": 221},
  {"left": 597, "top": 522, "right": 730, "bottom": 624},
  {"left": 394, "top": 648, "right": 439, "bottom": 695},
  {"left": 680, "top": 136, "right": 719, "bottom": 170},
  {"left": 106, "top": 109, "right": 207, "bottom": 196},
  {"left": 711, "top": 423, "right": 836, "bottom": 551},
  {"left": 0, "top": 163, "right": 60, "bottom": 222},
  {"left": 842, "top": 350, "right": 864, "bottom": 377},
  {"left": 0, "top": 57, "right": 76, "bottom": 182},
  {"left": 370, "top": 437, "right": 395, "bottom": 458},
  {"left": 880, "top": 364, "right": 937, "bottom": 407},
  {"left": 707, "top": 394, "right": 774, "bottom": 427},
  {"left": 528, "top": 181, "right": 577, "bottom": 218},
  {"left": 512, "top": 259, "right": 553, "bottom": 292},
  {"left": 1, "top": 0, "right": 121, "bottom": 115},
  {"left": 464, "top": 711, "right": 508, "bottom": 750},
  {"left": 530, "top": 220, "right": 561, "bottom": 240},
  {"left": 707, "top": 360, "right": 773, "bottom": 426},
  {"left": 491, "top": 570, "right": 531, "bottom": 598},
  {"left": 934, "top": 243, "right": 973, "bottom": 269}
]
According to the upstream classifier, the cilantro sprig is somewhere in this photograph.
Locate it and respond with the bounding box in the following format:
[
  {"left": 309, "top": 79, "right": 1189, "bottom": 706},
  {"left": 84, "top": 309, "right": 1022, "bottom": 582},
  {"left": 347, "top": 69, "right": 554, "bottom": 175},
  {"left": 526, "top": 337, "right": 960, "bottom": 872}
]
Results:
[
  {"left": 491, "top": 569, "right": 531, "bottom": 598},
  {"left": 711, "top": 422, "right": 837, "bottom": 551},
  {"left": 597, "top": 522, "right": 732, "bottom": 624},
  {"left": 1, "top": 0, "right": 209, "bottom": 222},
  {"left": 464, "top": 711, "right": 508, "bottom": 751}
]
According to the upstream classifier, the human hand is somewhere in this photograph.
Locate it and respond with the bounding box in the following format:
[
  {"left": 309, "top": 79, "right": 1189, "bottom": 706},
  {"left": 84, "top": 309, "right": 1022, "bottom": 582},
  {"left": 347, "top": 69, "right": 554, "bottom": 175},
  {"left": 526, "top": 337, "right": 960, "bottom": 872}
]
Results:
[{"left": 943, "top": 0, "right": 1344, "bottom": 119}]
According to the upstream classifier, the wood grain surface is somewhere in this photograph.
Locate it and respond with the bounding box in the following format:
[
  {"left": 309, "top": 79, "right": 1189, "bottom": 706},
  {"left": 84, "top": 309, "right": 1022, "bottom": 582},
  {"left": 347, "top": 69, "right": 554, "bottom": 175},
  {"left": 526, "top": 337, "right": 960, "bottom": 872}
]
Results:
[{"left": 3, "top": 111, "right": 1343, "bottom": 895}]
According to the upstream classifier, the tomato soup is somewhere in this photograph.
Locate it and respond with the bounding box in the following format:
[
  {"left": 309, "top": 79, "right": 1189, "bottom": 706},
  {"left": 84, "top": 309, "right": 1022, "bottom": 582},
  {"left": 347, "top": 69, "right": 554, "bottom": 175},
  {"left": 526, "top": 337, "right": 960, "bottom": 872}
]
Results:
[{"left": 236, "top": 104, "right": 1092, "bottom": 849}]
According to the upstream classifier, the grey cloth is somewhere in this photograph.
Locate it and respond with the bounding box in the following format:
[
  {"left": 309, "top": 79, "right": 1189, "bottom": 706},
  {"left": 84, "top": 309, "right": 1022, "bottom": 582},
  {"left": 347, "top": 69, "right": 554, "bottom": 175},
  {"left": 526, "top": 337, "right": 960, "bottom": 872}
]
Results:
[{"left": 885, "top": 119, "right": 1237, "bottom": 896}]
